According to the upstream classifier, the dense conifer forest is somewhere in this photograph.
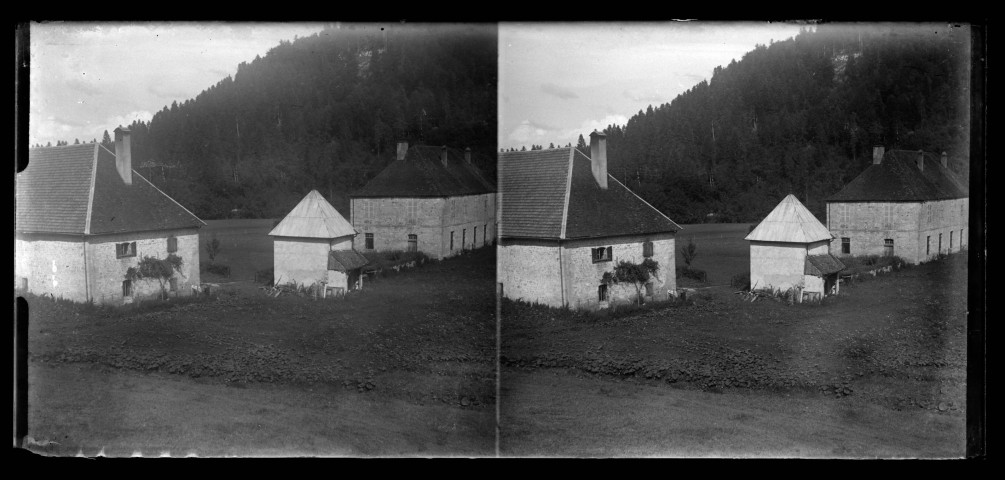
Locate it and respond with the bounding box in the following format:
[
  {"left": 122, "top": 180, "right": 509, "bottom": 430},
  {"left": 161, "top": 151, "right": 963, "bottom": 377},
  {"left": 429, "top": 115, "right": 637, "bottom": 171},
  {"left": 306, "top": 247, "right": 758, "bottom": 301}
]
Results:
[
  {"left": 62, "top": 24, "right": 497, "bottom": 219},
  {"left": 512, "top": 25, "right": 972, "bottom": 223}
]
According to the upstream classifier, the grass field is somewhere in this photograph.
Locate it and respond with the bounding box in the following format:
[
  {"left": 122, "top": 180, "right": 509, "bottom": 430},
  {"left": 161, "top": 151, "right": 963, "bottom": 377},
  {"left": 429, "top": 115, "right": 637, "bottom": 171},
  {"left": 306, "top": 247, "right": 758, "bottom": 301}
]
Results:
[
  {"left": 25, "top": 220, "right": 497, "bottom": 457},
  {"left": 674, "top": 223, "right": 754, "bottom": 287},
  {"left": 500, "top": 225, "right": 968, "bottom": 457}
]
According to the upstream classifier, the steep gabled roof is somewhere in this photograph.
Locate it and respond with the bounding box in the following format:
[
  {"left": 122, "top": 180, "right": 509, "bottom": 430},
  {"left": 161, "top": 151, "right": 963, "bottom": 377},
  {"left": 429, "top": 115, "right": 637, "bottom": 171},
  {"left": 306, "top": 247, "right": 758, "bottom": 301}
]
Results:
[
  {"left": 351, "top": 145, "right": 495, "bottom": 198},
  {"left": 805, "top": 254, "right": 845, "bottom": 276},
  {"left": 827, "top": 150, "right": 969, "bottom": 202},
  {"left": 328, "top": 249, "right": 369, "bottom": 272},
  {"left": 269, "top": 190, "right": 357, "bottom": 239},
  {"left": 498, "top": 148, "right": 571, "bottom": 238},
  {"left": 16, "top": 143, "right": 205, "bottom": 235},
  {"left": 745, "top": 194, "right": 833, "bottom": 243},
  {"left": 89, "top": 146, "right": 206, "bottom": 234},
  {"left": 17, "top": 144, "right": 96, "bottom": 234},
  {"left": 499, "top": 147, "right": 681, "bottom": 240}
]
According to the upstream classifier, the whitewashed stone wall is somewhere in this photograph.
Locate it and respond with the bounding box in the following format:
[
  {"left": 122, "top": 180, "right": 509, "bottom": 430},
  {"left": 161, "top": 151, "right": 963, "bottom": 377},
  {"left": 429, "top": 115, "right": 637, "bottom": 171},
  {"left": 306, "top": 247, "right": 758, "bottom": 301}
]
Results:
[
  {"left": 499, "top": 233, "right": 677, "bottom": 311},
  {"left": 87, "top": 229, "right": 201, "bottom": 304},
  {"left": 828, "top": 198, "right": 967, "bottom": 263},
  {"left": 497, "top": 241, "right": 563, "bottom": 307},
  {"left": 15, "top": 234, "right": 88, "bottom": 302},
  {"left": 274, "top": 235, "right": 355, "bottom": 288},
  {"left": 16, "top": 228, "right": 201, "bottom": 305},
  {"left": 749, "top": 241, "right": 808, "bottom": 292},
  {"left": 352, "top": 193, "right": 495, "bottom": 259},
  {"left": 562, "top": 233, "right": 676, "bottom": 310}
]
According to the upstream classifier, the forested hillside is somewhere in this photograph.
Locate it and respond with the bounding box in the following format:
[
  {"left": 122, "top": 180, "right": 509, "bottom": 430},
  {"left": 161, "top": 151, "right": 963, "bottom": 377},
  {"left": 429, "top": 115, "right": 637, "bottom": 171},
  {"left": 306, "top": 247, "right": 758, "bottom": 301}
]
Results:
[
  {"left": 594, "top": 25, "right": 971, "bottom": 224},
  {"left": 113, "top": 24, "right": 497, "bottom": 219}
]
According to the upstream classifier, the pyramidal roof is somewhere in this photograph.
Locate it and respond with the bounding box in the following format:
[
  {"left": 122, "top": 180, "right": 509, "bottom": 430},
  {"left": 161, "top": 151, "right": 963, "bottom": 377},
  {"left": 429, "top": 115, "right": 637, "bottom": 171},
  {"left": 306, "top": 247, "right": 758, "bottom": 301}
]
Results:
[
  {"left": 745, "top": 194, "right": 833, "bottom": 243},
  {"left": 269, "top": 190, "right": 356, "bottom": 239}
]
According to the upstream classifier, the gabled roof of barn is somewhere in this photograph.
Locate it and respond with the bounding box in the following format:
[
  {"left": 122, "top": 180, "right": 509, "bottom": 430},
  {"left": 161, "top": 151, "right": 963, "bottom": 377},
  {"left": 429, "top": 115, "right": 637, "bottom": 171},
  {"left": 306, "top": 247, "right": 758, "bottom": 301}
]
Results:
[
  {"left": 499, "top": 147, "right": 681, "bottom": 240},
  {"left": 745, "top": 194, "right": 834, "bottom": 243},
  {"left": 269, "top": 190, "right": 357, "bottom": 239},
  {"left": 16, "top": 143, "right": 205, "bottom": 235},
  {"left": 827, "top": 150, "right": 969, "bottom": 202},
  {"left": 351, "top": 145, "right": 495, "bottom": 198},
  {"left": 805, "top": 254, "right": 845, "bottom": 276}
]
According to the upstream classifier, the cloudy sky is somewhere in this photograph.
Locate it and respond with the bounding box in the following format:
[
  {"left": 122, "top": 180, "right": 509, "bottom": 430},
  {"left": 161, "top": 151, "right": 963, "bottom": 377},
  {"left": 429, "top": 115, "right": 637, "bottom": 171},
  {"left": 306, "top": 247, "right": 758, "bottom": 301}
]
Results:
[
  {"left": 498, "top": 22, "right": 805, "bottom": 151},
  {"left": 29, "top": 22, "right": 326, "bottom": 146}
]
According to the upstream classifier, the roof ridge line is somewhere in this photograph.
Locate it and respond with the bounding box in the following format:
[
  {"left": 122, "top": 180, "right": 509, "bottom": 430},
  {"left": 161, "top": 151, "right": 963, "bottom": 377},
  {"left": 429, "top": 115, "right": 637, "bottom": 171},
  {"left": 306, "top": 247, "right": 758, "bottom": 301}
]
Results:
[
  {"left": 559, "top": 148, "right": 573, "bottom": 239},
  {"left": 84, "top": 144, "right": 98, "bottom": 234},
  {"left": 132, "top": 169, "right": 207, "bottom": 226}
]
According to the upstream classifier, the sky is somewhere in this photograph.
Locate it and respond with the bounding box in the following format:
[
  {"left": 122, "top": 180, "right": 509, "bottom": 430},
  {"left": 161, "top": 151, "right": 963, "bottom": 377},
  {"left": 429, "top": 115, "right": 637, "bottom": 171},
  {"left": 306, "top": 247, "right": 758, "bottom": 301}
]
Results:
[
  {"left": 28, "top": 22, "right": 327, "bottom": 147},
  {"left": 498, "top": 22, "right": 806, "bottom": 151}
]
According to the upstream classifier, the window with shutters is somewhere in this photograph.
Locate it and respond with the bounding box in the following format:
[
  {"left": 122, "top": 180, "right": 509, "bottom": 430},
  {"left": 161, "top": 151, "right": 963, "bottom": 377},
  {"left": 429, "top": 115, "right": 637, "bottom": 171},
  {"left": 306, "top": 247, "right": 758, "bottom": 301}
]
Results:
[
  {"left": 116, "top": 242, "right": 137, "bottom": 258},
  {"left": 167, "top": 236, "right": 178, "bottom": 253},
  {"left": 598, "top": 284, "right": 609, "bottom": 302},
  {"left": 643, "top": 241, "right": 654, "bottom": 258},
  {"left": 927, "top": 236, "right": 931, "bottom": 256},
  {"left": 122, "top": 280, "right": 133, "bottom": 297},
  {"left": 592, "top": 246, "right": 613, "bottom": 263}
]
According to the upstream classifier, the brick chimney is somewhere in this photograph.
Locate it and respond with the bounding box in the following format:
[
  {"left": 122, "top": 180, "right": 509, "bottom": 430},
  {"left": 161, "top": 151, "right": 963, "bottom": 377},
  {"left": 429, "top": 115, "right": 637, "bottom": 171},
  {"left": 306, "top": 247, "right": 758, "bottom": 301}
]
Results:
[
  {"left": 872, "top": 145, "right": 885, "bottom": 165},
  {"left": 441, "top": 146, "right": 448, "bottom": 167},
  {"left": 114, "top": 126, "right": 132, "bottom": 185},
  {"left": 465, "top": 147, "right": 472, "bottom": 164},
  {"left": 396, "top": 141, "right": 408, "bottom": 161},
  {"left": 917, "top": 150, "right": 924, "bottom": 172},
  {"left": 941, "top": 151, "right": 948, "bottom": 169},
  {"left": 589, "top": 130, "right": 608, "bottom": 190}
]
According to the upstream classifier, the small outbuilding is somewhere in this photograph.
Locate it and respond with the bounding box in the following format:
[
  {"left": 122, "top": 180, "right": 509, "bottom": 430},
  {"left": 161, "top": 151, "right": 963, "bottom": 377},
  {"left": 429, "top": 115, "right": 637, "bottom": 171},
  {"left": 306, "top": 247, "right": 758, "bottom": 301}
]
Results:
[
  {"left": 745, "top": 194, "right": 845, "bottom": 300},
  {"left": 269, "top": 190, "right": 368, "bottom": 293}
]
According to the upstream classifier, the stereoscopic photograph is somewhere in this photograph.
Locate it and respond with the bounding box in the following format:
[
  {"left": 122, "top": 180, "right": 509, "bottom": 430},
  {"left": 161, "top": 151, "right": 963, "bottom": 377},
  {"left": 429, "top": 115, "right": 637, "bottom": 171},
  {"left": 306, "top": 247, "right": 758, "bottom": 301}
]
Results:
[{"left": 15, "top": 20, "right": 981, "bottom": 459}]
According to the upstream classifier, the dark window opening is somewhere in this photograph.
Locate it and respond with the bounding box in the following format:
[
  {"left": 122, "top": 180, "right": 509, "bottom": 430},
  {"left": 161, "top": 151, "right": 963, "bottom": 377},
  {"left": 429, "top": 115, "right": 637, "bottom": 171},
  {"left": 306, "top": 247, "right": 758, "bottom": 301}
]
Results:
[
  {"left": 407, "top": 234, "right": 417, "bottom": 252},
  {"left": 643, "top": 241, "right": 654, "bottom": 258},
  {"left": 938, "top": 233, "right": 942, "bottom": 253},
  {"left": 365, "top": 233, "right": 374, "bottom": 250},
  {"left": 884, "top": 239, "right": 894, "bottom": 256},
  {"left": 592, "top": 246, "right": 613, "bottom": 263},
  {"left": 473, "top": 227, "right": 478, "bottom": 247},
  {"left": 950, "top": 231, "right": 954, "bottom": 251},
  {"left": 484, "top": 224, "right": 488, "bottom": 246},
  {"left": 462, "top": 229, "right": 467, "bottom": 249},
  {"left": 840, "top": 237, "right": 850, "bottom": 255},
  {"left": 116, "top": 242, "right": 137, "bottom": 258},
  {"left": 927, "top": 236, "right": 931, "bottom": 256},
  {"left": 122, "top": 280, "right": 133, "bottom": 297},
  {"left": 167, "top": 236, "right": 178, "bottom": 253},
  {"left": 598, "top": 284, "right": 609, "bottom": 302},
  {"left": 169, "top": 278, "right": 177, "bottom": 292},
  {"left": 450, "top": 231, "right": 454, "bottom": 250}
]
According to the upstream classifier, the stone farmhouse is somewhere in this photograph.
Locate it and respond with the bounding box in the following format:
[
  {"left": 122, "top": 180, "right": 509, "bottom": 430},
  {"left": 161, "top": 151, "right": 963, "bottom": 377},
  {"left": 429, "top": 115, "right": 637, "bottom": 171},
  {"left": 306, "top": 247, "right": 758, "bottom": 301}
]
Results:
[
  {"left": 826, "top": 147, "right": 969, "bottom": 264},
  {"left": 746, "top": 194, "right": 845, "bottom": 299},
  {"left": 269, "top": 190, "right": 368, "bottom": 293},
  {"left": 15, "top": 127, "right": 205, "bottom": 304},
  {"left": 498, "top": 131, "right": 682, "bottom": 310},
  {"left": 349, "top": 142, "right": 496, "bottom": 260}
]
